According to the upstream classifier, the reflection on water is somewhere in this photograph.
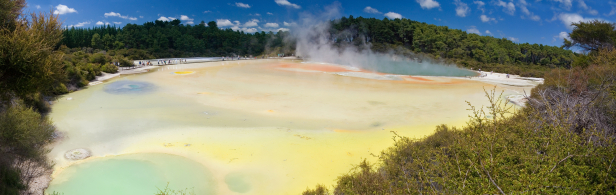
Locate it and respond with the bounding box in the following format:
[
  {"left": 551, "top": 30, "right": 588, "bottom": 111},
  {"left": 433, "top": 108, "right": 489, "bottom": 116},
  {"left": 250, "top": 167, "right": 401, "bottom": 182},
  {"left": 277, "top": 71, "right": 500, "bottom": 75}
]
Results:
[{"left": 46, "top": 60, "right": 532, "bottom": 194}]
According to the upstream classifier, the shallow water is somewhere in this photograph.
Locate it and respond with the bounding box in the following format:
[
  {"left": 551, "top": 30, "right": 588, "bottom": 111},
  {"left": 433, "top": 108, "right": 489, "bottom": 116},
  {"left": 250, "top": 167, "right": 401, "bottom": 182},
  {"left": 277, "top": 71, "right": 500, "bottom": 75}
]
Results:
[
  {"left": 46, "top": 153, "right": 216, "bottom": 195},
  {"left": 46, "top": 59, "right": 533, "bottom": 194}
]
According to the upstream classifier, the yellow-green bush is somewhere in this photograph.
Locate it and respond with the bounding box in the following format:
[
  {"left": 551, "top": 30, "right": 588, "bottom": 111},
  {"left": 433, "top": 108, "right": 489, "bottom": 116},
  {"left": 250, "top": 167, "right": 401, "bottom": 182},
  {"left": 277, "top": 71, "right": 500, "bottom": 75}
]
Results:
[
  {"left": 0, "top": 101, "right": 56, "bottom": 194},
  {"left": 305, "top": 85, "right": 616, "bottom": 194}
]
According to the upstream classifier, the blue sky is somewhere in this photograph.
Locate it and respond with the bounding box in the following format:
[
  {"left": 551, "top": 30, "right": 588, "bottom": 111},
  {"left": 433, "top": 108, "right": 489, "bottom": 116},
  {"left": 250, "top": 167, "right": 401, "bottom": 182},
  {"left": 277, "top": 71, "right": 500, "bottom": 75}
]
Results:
[{"left": 24, "top": 0, "right": 616, "bottom": 47}]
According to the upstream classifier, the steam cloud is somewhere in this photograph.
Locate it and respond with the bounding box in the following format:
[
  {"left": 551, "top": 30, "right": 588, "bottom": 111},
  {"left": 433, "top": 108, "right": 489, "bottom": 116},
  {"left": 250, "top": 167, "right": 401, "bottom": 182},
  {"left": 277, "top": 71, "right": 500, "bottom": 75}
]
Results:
[{"left": 288, "top": 3, "right": 476, "bottom": 77}]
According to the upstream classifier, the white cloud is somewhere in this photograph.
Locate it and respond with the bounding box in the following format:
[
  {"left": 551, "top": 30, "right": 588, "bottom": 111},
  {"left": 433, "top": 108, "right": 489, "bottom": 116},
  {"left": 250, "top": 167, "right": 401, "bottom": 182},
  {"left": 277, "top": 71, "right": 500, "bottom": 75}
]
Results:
[
  {"left": 105, "top": 12, "right": 137, "bottom": 20},
  {"left": 384, "top": 12, "right": 403, "bottom": 19},
  {"left": 607, "top": 6, "right": 616, "bottom": 16},
  {"left": 553, "top": 31, "right": 571, "bottom": 42},
  {"left": 454, "top": 0, "right": 470, "bottom": 17},
  {"left": 96, "top": 21, "right": 104, "bottom": 25},
  {"left": 35, "top": 5, "right": 41, "bottom": 9},
  {"left": 169, "top": 17, "right": 177, "bottom": 20},
  {"left": 486, "top": 30, "right": 493, "bottom": 35},
  {"left": 364, "top": 6, "right": 382, "bottom": 14},
  {"left": 113, "top": 22, "right": 122, "bottom": 25},
  {"left": 235, "top": 2, "right": 251, "bottom": 8},
  {"left": 495, "top": 0, "right": 515, "bottom": 15},
  {"left": 204, "top": 10, "right": 212, "bottom": 13},
  {"left": 139, "top": 16, "right": 144, "bottom": 18},
  {"left": 518, "top": 0, "right": 540, "bottom": 21},
  {"left": 480, "top": 14, "right": 497, "bottom": 23},
  {"left": 267, "top": 12, "right": 273, "bottom": 15},
  {"left": 557, "top": 13, "right": 597, "bottom": 30},
  {"left": 416, "top": 0, "right": 440, "bottom": 9},
  {"left": 231, "top": 25, "right": 259, "bottom": 33},
  {"left": 255, "top": 13, "right": 261, "bottom": 16},
  {"left": 232, "top": 26, "right": 258, "bottom": 33},
  {"left": 180, "top": 15, "right": 194, "bottom": 24},
  {"left": 217, "top": 19, "right": 234, "bottom": 27},
  {"left": 275, "top": 0, "right": 301, "bottom": 9},
  {"left": 467, "top": 26, "right": 482, "bottom": 35},
  {"left": 157, "top": 16, "right": 171, "bottom": 22},
  {"left": 53, "top": 4, "right": 77, "bottom": 15},
  {"left": 244, "top": 28, "right": 258, "bottom": 33},
  {"left": 277, "top": 28, "right": 290, "bottom": 32},
  {"left": 551, "top": 0, "right": 573, "bottom": 10},
  {"left": 104, "top": 12, "right": 121, "bottom": 17},
  {"left": 509, "top": 37, "right": 519, "bottom": 42},
  {"left": 284, "top": 21, "right": 297, "bottom": 26},
  {"left": 70, "top": 21, "right": 89, "bottom": 27},
  {"left": 474, "top": 1, "right": 486, "bottom": 13},
  {"left": 264, "top": 23, "right": 279, "bottom": 28},
  {"left": 244, "top": 19, "right": 259, "bottom": 27},
  {"left": 577, "top": 0, "right": 598, "bottom": 15}
]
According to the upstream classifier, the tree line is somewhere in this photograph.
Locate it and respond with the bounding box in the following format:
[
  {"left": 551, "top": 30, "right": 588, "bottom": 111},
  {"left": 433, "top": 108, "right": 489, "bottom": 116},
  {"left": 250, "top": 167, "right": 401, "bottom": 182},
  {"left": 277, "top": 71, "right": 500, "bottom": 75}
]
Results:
[
  {"left": 60, "top": 16, "right": 576, "bottom": 73},
  {"left": 327, "top": 16, "right": 576, "bottom": 70},
  {"left": 61, "top": 20, "right": 293, "bottom": 58}
]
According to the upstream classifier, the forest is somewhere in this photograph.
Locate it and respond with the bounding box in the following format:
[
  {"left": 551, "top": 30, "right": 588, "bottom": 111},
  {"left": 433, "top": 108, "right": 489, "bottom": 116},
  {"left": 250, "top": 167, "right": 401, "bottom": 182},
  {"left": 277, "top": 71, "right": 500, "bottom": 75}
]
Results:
[
  {"left": 61, "top": 20, "right": 292, "bottom": 58},
  {"left": 60, "top": 16, "right": 578, "bottom": 77},
  {"left": 328, "top": 16, "right": 575, "bottom": 68}
]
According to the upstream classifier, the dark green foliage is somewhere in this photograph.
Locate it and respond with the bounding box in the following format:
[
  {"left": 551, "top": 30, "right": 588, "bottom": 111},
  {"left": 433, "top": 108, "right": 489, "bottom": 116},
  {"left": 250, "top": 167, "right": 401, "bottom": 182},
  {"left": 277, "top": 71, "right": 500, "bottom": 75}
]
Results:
[
  {"left": 53, "top": 48, "right": 123, "bottom": 93},
  {"left": 0, "top": 10, "right": 64, "bottom": 105},
  {"left": 100, "top": 63, "right": 118, "bottom": 73},
  {"left": 0, "top": 101, "right": 55, "bottom": 162},
  {"left": 328, "top": 16, "right": 575, "bottom": 71},
  {"left": 0, "top": 101, "right": 56, "bottom": 194},
  {"left": 565, "top": 20, "right": 616, "bottom": 52},
  {"left": 61, "top": 20, "right": 293, "bottom": 58},
  {"left": 0, "top": 3, "right": 63, "bottom": 192},
  {"left": 89, "top": 53, "right": 109, "bottom": 64},
  {"left": 0, "top": 166, "right": 24, "bottom": 195}
]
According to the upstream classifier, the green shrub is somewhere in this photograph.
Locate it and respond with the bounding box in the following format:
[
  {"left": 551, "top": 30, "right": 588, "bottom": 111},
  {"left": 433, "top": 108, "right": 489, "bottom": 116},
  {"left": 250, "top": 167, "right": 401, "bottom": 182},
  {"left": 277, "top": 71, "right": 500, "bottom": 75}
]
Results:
[
  {"left": 89, "top": 53, "right": 108, "bottom": 64},
  {"left": 100, "top": 63, "right": 118, "bottom": 73},
  {"left": 52, "top": 83, "right": 69, "bottom": 95},
  {"left": 115, "top": 56, "right": 133, "bottom": 67},
  {"left": 305, "top": 86, "right": 616, "bottom": 194},
  {"left": 0, "top": 166, "right": 25, "bottom": 195},
  {"left": 0, "top": 101, "right": 56, "bottom": 194}
]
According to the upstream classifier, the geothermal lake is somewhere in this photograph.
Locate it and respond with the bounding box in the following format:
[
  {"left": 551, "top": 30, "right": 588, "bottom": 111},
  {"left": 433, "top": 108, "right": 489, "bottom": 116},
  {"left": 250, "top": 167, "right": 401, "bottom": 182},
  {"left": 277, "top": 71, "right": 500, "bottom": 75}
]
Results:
[{"left": 46, "top": 59, "right": 535, "bottom": 194}]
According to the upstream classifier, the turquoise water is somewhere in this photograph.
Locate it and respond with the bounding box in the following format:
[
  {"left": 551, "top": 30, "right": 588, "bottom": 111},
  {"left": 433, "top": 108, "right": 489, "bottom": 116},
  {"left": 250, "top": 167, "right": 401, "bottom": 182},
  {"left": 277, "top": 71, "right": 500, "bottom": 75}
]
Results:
[
  {"left": 326, "top": 55, "right": 477, "bottom": 77},
  {"left": 359, "top": 60, "right": 477, "bottom": 77},
  {"left": 46, "top": 153, "right": 216, "bottom": 195},
  {"left": 104, "top": 80, "right": 156, "bottom": 94}
]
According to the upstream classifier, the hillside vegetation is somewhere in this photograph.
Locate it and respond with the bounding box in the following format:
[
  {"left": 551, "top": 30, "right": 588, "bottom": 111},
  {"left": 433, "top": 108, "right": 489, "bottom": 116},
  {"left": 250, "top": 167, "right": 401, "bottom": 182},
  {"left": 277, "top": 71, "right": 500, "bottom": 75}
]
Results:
[
  {"left": 0, "top": 0, "right": 62, "bottom": 194},
  {"left": 326, "top": 16, "right": 575, "bottom": 77},
  {"left": 61, "top": 21, "right": 293, "bottom": 58},
  {"left": 61, "top": 16, "right": 578, "bottom": 77}
]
